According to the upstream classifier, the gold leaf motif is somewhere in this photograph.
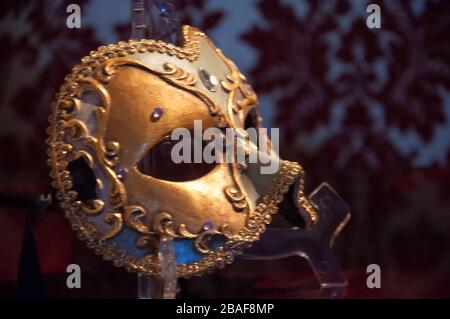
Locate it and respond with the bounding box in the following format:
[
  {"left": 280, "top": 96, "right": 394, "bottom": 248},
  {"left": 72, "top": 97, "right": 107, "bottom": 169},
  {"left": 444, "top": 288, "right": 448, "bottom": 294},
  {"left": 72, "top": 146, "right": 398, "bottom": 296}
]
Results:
[
  {"left": 96, "top": 57, "right": 226, "bottom": 127},
  {"left": 108, "top": 178, "right": 126, "bottom": 209},
  {"left": 294, "top": 170, "right": 319, "bottom": 229},
  {"left": 161, "top": 62, "right": 197, "bottom": 86},
  {"left": 124, "top": 205, "right": 152, "bottom": 234},
  {"left": 224, "top": 186, "right": 247, "bottom": 211},
  {"left": 78, "top": 199, "right": 105, "bottom": 215},
  {"left": 136, "top": 235, "right": 157, "bottom": 249},
  {"left": 152, "top": 212, "right": 203, "bottom": 239},
  {"left": 178, "top": 224, "right": 198, "bottom": 239},
  {"left": 100, "top": 213, "right": 123, "bottom": 240},
  {"left": 220, "top": 75, "right": 238, "bottom": 92},
  {"left": 60, "top": 98, "right": 80, "bottom": 119},
  {"left": 63, "top": 119, "right": 88, "bottom": 140},
  {"left": 96, "top": 178, "right": 104, "bottom": 190},
  {"left": 195, "top": 230, "right": 222, "bottom": 254},
  {"left": 105, "top": 141, "right": 120, "bottom": 158}
]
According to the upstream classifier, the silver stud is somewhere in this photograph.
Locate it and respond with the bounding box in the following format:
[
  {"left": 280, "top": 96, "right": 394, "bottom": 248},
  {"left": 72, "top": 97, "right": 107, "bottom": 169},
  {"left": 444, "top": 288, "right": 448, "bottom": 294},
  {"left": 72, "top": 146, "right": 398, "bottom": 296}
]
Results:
[{"left": 198, "top": 68, "right": 218, "bottom": 92}]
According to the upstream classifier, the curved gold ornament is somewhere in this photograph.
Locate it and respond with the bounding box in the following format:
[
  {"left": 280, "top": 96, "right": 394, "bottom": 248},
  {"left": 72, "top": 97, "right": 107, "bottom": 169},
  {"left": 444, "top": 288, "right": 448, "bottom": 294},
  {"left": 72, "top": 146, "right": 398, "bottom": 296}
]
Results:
[
  {"left": 224, "top": 186, "right": 247, "bottom": 211},
  {"left": 152, "top": 212, "right": 201, "bottom": 239},
  {"left": 123, "top": 205, "right": 152, "bottom": 234},
  {"left": 63, "top": 119, "right": 88, "bottom": 141},
  {"left": 78, "top": 199, "right": 105, "bottom": 215},
  {"left": 94, "top": 57, "right": 227, "bottom": 127},
  {"left": 294, "top": 169, "right": 319, "bottom": 229},
  {"left": 136, "top": 235, "right": 157, "bottom": 249},
  {"left": 161, "top": 62, "right": 197, "bottom": 86},
  {"left": 195, "top": 229, "right": 222, "bottom": 254},
  {"left": 100, "top": 213, "right": 123, "bottom": 241}
]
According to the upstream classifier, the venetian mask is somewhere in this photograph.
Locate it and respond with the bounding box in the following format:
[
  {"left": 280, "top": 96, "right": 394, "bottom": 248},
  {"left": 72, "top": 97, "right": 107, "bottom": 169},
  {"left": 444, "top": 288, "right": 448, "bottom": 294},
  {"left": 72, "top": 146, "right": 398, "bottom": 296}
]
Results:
[{"left": 46, "top": 26, "right": 318, "bottom": 277}]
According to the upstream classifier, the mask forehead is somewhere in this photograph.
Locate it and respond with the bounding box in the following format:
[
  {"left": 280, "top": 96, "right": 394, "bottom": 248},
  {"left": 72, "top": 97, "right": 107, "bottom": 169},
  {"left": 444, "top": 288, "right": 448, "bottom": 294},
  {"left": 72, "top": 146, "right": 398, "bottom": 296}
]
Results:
[{"left": 104, "top": 65, "right": 218, "bottom": 167}]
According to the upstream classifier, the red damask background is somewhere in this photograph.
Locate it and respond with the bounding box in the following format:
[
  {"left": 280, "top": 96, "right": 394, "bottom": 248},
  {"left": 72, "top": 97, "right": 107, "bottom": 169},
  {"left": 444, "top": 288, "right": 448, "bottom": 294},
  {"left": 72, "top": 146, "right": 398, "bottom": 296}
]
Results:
[{"left": 0, "top": 0, "right": 449, "bottom": 298}]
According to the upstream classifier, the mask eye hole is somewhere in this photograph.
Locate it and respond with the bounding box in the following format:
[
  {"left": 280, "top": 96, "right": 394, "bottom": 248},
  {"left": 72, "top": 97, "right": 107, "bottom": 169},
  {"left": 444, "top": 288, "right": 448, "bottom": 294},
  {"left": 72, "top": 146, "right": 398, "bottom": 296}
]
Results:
[{"left": 137, "top": 134, "right": 217, "bottom": 182}]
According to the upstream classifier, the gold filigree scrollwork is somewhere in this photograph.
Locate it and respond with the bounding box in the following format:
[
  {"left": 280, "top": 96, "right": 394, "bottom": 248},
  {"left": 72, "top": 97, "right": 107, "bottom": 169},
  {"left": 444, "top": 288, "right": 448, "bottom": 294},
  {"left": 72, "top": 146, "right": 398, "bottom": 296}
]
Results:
[
  {"left": 76, "top": 77, "right": 119, "bottom": 169},
  {"left": 94, "top": 60, "right": 122, "bottom": 83},
  {"left": 77, "top": 199, "right": 105, "bottom": 215},
  {"left": 294, "top": 168, "right": 319, "bottom": 229},
  {"left": 195, "top": 230, "right": 222, "bottom": 254},
  {"left": 152, "top": 212, "right": 231, "bottom": 254},
  {"left": 220, "top": 64, "right": 258, "bottom": 114},
  {"left": 221, "top": 75, "right": 238, "bottom": 93},
  {"left": 153, "top": 212, "right": 205, "bottom": 239},
  {"left": 211, "top": 44, "right": 256, "bottom": 218},
  {"left": 63, "top": 119, "right": 88, "bottom": 140},
  {"left": 96, "top": 57, "right": 227, "bottom": 127},
  {"left": 124, "top": 205, "right": 152, "bottom": 234},
  {"left": 58, "top": 73, "right": 126, "bottom": 238},
  {"left": 60, "top": 98, "right": 81, "bottom": 119},
  {"left": 125, "top": 206, "right": 231, "bottom": 254},
  {"left": 153, "top": 212, "right": 187, "bottom": 238},
  {"left": 105, "top": 141, "right": 120, "bottom": 159},
  {"left": 224, "top": 186, "right": 247, "bottom": 211},
  {"left": 136, "top": 235, "right": 157, "bottom": 249},
  {"left": 178, "top": 224, "right": 200, "bottom": 239},
  {"left": 161, "top": 62, "right": 197, "bottom": 86},
  {"left": 108, "top": 179, "right": 126, "bottom": 209},
  {"left": 96, "top": 178, "right": 104, "bottom": 190},
  {"left": 77, "top": 77, "right": 126, "bottom": 214},
  {"left": 100, "top": 213, "right": 123, "bottom": 240}
]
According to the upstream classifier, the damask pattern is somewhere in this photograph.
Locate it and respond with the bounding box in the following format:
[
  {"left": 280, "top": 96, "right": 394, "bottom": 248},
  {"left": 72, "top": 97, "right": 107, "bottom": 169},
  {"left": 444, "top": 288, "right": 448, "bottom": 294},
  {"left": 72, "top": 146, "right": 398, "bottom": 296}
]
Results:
[
  {"left": 0, "top": 0, "right": 98, "bottom": 178},
  {"left": 242, "top": 0, "right": 450, "bottom": 169}
]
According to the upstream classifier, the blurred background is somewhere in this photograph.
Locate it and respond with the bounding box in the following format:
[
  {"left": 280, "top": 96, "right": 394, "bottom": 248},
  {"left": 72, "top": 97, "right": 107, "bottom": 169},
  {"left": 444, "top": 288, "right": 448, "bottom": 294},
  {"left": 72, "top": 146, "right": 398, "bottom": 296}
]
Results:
[{"left": 0, "top": 0, "right": 449, "bottom": 298}]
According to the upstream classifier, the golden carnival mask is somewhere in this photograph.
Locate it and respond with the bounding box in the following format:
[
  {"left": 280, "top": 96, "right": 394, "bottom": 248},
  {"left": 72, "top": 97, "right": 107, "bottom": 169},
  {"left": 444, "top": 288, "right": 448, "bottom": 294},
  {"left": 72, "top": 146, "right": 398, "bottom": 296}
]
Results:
[{"left": 46, "top": 26, "right": 318, "bottom": 277}]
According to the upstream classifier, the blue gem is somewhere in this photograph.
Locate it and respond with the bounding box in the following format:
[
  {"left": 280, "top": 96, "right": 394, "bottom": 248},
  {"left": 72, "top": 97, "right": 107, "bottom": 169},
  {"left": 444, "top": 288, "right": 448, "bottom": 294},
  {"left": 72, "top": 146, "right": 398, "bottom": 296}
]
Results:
[
  {"left": 203, "top": 221, "right": 214, "bottom": 231},
  {"left": 150, "top": 107, "right": 163, "bottom": 122},
  {"left": 160, "top": 7, "right": 168, "bottom": 14},
  {"left": 115, "top": 167, "right": 127, "bottom": 181}
]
